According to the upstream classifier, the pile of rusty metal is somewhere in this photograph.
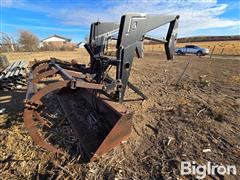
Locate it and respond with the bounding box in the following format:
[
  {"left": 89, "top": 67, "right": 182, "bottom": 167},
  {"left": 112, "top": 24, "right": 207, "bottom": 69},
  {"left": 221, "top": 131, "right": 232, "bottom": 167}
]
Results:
[{"left": 0, "top": 60, "right": 28, "bottom": 90}]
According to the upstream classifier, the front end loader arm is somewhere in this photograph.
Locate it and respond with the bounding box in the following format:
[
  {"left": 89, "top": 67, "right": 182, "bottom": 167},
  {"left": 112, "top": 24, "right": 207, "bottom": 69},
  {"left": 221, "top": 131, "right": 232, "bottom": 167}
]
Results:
[{"left": 115, "top": 14, "right": 180, "bottom": 102}]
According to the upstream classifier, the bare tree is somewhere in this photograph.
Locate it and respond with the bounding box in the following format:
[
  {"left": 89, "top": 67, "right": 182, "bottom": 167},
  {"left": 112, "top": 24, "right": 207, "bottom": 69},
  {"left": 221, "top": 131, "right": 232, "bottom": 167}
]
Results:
[
  {"left": 18, "top": 30, "right": 39, "bottom": 51},
  {"left": 0, "top": 32, "right": 15, "bottom": 52}
]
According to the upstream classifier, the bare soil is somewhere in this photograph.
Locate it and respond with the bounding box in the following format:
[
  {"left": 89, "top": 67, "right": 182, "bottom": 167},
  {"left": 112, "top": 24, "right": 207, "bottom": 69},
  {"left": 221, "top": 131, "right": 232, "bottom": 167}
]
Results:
[{"left": 0, "top": 53, "right": 239, "bottom": 179}]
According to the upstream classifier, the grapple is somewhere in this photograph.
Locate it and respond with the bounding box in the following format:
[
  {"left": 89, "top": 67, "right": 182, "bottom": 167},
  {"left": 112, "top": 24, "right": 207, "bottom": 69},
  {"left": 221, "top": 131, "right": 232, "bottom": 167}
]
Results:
[
  {"left": 24, "top": 59, "right": 133, "bottom": 161},
  {"left": 23, "top": 13, "right": 179, "bottom": 161}
]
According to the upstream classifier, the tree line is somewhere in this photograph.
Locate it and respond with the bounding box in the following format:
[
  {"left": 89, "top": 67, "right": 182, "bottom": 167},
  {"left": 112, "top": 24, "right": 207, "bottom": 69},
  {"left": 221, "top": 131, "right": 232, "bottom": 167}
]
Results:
[{"left": 0, "top": 30, "right": 75, "bottom": 52}]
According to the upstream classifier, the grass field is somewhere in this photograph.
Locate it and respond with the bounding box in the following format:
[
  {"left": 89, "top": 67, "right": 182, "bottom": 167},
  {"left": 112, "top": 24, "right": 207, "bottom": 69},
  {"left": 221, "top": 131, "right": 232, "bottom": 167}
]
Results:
[
  {"left": 3, "top": 40, "right": 240, "bottom": 62},
  {"left": 145, "top": 40, "right": 240, "bottom": 55},
  {"left": 177, "top": 40, "right": 240, "bottom": 55},
  {"left": 3, "top": 49, "right": 89, "bottom": 62}
]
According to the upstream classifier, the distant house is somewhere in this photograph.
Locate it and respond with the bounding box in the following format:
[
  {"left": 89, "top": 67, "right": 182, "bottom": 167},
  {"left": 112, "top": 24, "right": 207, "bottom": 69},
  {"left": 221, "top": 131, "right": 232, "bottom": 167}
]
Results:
[
  {"left": 77, "top": 42, "right": 85, "bottom": 48},
  {"left": 40, "top": 35, "right": 73, "bottom": 48}
]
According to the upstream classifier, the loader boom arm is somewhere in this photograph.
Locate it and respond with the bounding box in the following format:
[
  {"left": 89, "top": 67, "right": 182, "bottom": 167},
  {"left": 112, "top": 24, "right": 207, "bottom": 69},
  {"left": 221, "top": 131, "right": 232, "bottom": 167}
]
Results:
[
  {"left": 86, "top": 13, "right": 179, "bottom": 102},
  {"left": 115, "top": 14, "right": 179, "bottom": 102}
]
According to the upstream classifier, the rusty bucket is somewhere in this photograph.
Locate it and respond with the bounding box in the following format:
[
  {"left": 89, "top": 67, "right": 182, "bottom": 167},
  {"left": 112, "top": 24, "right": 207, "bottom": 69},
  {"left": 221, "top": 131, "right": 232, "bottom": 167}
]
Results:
[{"left": 24, "top": 60, "right": 133, "bottom": 161}]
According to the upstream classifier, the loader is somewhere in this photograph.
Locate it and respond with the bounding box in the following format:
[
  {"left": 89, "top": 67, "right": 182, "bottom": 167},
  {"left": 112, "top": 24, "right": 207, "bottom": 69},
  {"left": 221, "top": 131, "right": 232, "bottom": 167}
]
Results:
[{"left": 24, "top": 13, "right": 179, "bottom": 161}]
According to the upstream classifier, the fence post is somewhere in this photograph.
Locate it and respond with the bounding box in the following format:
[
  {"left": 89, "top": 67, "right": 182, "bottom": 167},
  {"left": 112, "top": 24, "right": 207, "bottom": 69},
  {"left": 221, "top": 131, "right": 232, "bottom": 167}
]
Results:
[
  {"left": 221, "top": 48, "right": 224, "bottom": 55},
  {"left": 210, "top": 46, "right": 216, "bottom": 59}
]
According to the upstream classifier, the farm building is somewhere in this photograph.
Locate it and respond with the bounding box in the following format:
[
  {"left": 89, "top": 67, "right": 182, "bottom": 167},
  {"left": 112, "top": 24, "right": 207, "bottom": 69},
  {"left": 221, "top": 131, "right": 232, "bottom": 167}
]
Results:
[{"left": 40, "top": 35, "right": 74, "bottom": 48}]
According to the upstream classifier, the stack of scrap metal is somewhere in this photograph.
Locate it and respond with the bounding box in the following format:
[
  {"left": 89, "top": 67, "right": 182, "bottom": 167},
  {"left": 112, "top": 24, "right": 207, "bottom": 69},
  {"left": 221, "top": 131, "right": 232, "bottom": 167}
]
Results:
[{"left": 0, "top": 60, "right": 28, "bottom": 90}]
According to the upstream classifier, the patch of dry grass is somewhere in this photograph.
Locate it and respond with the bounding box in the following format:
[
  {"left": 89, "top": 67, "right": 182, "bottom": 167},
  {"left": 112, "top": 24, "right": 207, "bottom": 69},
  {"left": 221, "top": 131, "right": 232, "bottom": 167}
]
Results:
[
  {"left": 3, "top": 49, "right": 89, "bottom": 63},
  {"left": 3, "top": 41, "right": 239, "bottom": 63},
  {"left": 177, "top": 41, "right": 240, "bottom": 55},
  {"left": 231, "top": 74, "right": 240, "bottom": 84},
  {"left": 144, "top": 40, "right": 240, "bottom": 55}
]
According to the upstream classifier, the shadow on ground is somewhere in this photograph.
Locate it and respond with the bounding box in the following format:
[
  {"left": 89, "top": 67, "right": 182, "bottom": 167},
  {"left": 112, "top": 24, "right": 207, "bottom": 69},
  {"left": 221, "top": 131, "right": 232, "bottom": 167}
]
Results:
[{"left": 0, "top": 89, "right": 26, "bottom": 128}]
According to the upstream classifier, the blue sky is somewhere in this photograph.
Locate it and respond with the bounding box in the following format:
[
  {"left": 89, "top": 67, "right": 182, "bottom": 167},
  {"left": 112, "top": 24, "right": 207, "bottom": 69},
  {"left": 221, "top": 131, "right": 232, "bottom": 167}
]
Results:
[{"left": 1, "top": 0, "right": 239, "bottom": 43}]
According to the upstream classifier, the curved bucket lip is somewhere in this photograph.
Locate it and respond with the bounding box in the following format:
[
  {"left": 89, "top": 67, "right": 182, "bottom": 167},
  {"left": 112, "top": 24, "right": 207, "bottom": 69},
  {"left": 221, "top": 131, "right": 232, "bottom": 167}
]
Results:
[{"left": 90, "top": 112, "right": 133, "bottom": 161}]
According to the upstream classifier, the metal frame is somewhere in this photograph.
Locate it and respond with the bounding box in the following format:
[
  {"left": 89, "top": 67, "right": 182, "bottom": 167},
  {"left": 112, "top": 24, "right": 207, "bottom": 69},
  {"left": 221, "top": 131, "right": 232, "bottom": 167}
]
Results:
[
  {"left": 24, "top": 13, "right": 179, "bottom": 161},
  {"left": 84, "top": 13, "right": 179, "bottom": 102}
]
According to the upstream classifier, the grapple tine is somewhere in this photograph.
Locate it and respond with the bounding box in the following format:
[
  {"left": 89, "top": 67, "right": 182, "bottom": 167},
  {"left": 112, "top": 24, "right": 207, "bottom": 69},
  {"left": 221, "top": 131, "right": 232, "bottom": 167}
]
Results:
[
  {"left": 32, "top": 63, "right": 50, "bottom": 77},
  {"left": 32, "top": 69, "right": 58, "bottom": 83},
  {"left": 33, "top": 111, "right": 52, "bottom": 128},
  {"left": 24, "top": 81, "right": 70, "bottom": 154},
  {"left": 24, "top": 79, "right": 104, "bottom": 155},
  {"left": 24, "top": 109, "right": 63, "bottom": 154},
  {"left": 32, "top": 69, "right": 85, "bottom": 84}
]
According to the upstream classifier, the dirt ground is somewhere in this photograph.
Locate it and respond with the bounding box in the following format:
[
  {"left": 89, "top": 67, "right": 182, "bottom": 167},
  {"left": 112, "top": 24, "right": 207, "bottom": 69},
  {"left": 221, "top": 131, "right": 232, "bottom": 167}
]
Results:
[{"left": 0, "top": 51, "right": 239, "bottom": 179}]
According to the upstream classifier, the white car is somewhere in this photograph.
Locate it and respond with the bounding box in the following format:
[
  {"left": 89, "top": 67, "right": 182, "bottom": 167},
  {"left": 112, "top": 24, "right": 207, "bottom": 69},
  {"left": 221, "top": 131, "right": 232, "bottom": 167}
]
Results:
[{"left": 175, "top": 45, "right": 209, "bottom": 56}]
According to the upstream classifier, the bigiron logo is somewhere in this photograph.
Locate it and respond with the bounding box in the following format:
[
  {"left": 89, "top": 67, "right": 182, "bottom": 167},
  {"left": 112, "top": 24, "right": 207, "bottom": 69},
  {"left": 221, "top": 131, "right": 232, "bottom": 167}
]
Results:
[{"left": 180, "top": 161, "right": 237, "bottom": 179}]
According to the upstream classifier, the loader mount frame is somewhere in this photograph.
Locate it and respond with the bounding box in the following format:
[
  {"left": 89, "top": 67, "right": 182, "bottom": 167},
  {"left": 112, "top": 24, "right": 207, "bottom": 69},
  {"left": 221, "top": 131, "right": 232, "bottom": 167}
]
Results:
[{"left": 85, "top": 13, "right": 179, "bottom": 102}]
